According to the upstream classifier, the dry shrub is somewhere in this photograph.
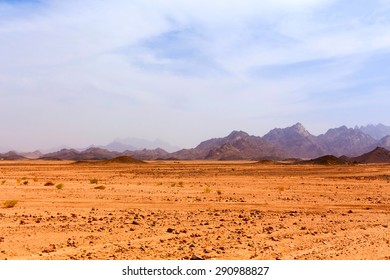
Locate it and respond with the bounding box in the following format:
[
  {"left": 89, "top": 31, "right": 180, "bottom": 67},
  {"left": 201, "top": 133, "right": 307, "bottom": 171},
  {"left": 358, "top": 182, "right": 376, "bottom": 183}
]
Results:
[
  {"left": 3, "top": 200, "right": 18, "bottom": 208},
  {"left": 90, "top": 178, "right": 98, "bottom": 184},
  {"left": 44, "top": 182, "right": 55, "bottom": 186},
  {"left": 94, "top": 185, "right": 106, "bottom": 190},
  {"left": 56, "top": 183, "right": 64, "bottom": 189}
]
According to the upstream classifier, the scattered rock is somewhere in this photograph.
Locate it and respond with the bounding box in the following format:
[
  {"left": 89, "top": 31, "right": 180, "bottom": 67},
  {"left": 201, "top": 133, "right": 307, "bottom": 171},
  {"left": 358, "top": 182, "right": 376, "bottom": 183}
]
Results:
[
  {"left": 167, "top": 228, "right": 175, "bottom": 233},
  {"left": 42, "top": 244, "right": 56, "bottom": 253}
]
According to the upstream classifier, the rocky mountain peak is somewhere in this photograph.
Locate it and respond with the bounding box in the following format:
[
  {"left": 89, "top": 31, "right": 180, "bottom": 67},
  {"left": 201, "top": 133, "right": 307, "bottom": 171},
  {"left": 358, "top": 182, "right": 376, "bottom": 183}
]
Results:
[{"left": 226, "top": 130, "right": 250, "bottom": 141}]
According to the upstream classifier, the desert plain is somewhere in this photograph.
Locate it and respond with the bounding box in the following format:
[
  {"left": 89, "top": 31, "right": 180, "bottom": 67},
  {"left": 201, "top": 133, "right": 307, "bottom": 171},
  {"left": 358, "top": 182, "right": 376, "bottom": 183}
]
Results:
[{"left": 0, "top": 159, "right": 389, "bottom": 260}]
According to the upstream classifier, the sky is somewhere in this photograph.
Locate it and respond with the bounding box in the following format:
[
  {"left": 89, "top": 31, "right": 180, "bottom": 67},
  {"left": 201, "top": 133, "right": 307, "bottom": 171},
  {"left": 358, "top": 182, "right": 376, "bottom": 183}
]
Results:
[{"left": 1, "top": 0, "right": 390, "bottom": 152}]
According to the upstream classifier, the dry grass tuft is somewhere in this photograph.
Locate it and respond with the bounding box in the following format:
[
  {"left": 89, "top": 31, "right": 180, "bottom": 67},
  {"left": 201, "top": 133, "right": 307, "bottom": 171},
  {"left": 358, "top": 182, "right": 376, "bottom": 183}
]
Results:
[
  {"left": 204, "top": 186, "right": 211, "bottom": 194},
  {"left": 3, "top": 200, "right": 18, "bottom": 208}
]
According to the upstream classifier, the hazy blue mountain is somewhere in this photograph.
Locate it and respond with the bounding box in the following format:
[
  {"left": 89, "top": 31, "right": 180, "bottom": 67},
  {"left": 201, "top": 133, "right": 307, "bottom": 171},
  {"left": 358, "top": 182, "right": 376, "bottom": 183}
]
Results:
[
  {"left": 105, "top": 137, "right": 180, "bottom": 152},
  {"left": 357, "top": 124, "right": 390, "bottom": 140}
]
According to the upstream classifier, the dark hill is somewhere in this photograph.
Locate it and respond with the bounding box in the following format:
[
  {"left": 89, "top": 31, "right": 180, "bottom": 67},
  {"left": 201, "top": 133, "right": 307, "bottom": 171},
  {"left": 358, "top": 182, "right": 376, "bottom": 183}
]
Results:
[
  {"left": 348, "top": 147, "right": 390, "bottom": 163},
  {"left": 102, "top": 156, "right": 146, "bottom": 164},
  {"left": 299, "top": 155, "right": 350, "bottom": 165}
]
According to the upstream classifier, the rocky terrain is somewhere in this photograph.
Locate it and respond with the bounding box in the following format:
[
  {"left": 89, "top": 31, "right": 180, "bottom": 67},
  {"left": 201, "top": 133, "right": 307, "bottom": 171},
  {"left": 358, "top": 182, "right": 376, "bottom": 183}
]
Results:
[{"left": 0, "top": 160, "right": 389, "bottom": 260}]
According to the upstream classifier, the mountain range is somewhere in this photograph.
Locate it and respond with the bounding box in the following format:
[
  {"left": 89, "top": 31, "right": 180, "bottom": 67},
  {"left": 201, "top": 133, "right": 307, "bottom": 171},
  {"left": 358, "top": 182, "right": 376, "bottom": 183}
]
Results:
[{"left": 1, "top": 123, "right": 390, "bottom": 162}]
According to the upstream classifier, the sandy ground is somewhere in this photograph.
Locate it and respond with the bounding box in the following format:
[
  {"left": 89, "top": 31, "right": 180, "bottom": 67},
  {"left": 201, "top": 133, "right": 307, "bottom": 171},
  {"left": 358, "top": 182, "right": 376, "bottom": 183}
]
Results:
[{"left": 0, "top": 160, "right": 389, "bottom": 260}]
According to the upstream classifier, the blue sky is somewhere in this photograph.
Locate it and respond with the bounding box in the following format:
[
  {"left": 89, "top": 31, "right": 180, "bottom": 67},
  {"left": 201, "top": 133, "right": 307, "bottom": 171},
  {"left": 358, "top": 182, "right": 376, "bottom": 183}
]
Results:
[{"left": 1, "top": 0, "right": 390, "bottom": 151}]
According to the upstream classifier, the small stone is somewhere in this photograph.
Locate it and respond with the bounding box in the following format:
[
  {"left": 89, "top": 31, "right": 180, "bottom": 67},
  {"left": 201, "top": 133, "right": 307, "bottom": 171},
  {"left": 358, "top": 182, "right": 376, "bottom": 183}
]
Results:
[
  {"left": 42, "top": 244, "right": 56, "bottom": 253},
  {"left": 190, "top": 254, "right": 203, "bottom": 260}
]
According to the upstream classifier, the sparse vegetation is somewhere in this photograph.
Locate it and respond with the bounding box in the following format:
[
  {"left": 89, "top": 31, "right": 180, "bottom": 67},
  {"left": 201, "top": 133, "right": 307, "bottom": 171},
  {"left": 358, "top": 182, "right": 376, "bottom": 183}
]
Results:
[
  {"left": 3, "top": 200, "right": 18, "bottom": 208},
  {"left": 94, "top": 185, "right": 106, "bottom": 190},
  {"left": 204, "top": 186, "right": 211, "bottom": 194},
  {"left": 170, "top": 181, "right": 184, "bottom": 187},
  {"left": 90, "top": 178, "right": 98, "bottom": 184},
  {"left": 1, "top": 180, "right": 6, "bottom": 185},
  {"left": 33, "top": 177, "right": 38, "bottom": 182},
  {"left": 17, "top": 177, "right": 29, "bottom": 185},
  {"left": 44, "top": 181, "right": 55, "bottom": 186},
  {"left": 217, "top": 190, "right": 222, "bottom": 195},
  {"left": 55, "top": 183, "right": 64, "bottom": 189},
  {"left": 278, "top": 186, "right": 285, "bottom": 192}
]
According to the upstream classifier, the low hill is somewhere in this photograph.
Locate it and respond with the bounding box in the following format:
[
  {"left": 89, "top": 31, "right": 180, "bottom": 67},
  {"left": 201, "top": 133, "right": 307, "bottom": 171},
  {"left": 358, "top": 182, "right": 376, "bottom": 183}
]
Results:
[
  {"left": 298, "top": 155, "right": 350, "bottom": 165},
  {"left": 348, "top": 147, "right": 390, "bottom": 163},
  {"left": 40, "top": 148, "right": 121, "bottom": 160},
  {"left": 102, "top": 156, "right": 146, "bottom": 164},
  {"left": 122, "top": 148, "right": 169, "bottom": 160},
  {"left": 0, "top": 151, "right": 27, "bottom": 160}
]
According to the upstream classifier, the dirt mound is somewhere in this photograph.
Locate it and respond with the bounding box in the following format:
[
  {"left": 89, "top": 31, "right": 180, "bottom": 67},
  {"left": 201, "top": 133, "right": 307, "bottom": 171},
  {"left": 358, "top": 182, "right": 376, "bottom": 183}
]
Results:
[
  {"left": 256, "top": 160, "right": 281, "bottom": 165},
  {"left": 102, "top": 156, "right": 146, "bottom": 164},
  {"left": 299, "top": 155, "right": 349, "bottom": 165}
]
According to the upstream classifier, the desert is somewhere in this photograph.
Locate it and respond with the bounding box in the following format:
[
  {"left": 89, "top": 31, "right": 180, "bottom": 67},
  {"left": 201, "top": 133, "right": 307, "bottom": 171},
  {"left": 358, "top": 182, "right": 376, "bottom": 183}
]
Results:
[{"left": 0, "top": 159, "right": 389, "bottom": 260}]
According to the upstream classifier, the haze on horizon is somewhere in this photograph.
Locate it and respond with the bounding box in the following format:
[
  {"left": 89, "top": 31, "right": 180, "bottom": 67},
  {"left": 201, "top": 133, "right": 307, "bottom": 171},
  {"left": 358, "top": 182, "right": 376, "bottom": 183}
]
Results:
[{"left": 1, "top": 0, "right": 390, "bottom": 152}]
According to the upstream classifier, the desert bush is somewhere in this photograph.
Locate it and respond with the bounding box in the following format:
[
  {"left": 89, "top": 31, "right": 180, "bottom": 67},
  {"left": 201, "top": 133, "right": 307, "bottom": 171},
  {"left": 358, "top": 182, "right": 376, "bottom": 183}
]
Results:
[
  {"left": 204, "top": 186, "right": 211, "bottom": 194},
  {"left": 278, "top": 186, "right": 285, "bottom": 192},
  {"left": 1, "top": 180, "right": 6, "bottom": 185},
  {"left": 22, "top": 180, "right": 29, "bottom": 185},
  {"left": 94, "top": 185, "right": 106, "bottom": 190},
  {"left": 3, "top": 200, "right": 18, "bottom": 208},
  {"left": 44, "top": 182, "right": 55, "bottom": 186},
  {"left": 56, "top": 183, "right": 64, "bottom": 189},
  {"left": 217, "top": 190, "right": 222, "bottom": 195},
  {"left": 90, "top": 178, "right": 98, "bottom": 184}
]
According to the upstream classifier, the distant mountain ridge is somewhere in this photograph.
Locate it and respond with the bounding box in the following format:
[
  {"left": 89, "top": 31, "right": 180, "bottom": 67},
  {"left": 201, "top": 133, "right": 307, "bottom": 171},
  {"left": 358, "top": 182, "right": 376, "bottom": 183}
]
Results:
[
  {"left": 356, "top": 124, "right": 390, "bottom": 140},
  {"left": 101, "top": 137, "right": 180, "bottom": 153},
  {"left": 2, "top": 123, "right": 390, "bottom": 161}
]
